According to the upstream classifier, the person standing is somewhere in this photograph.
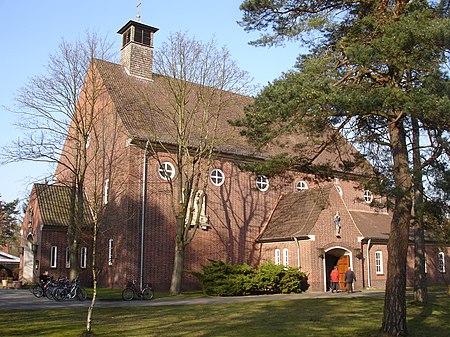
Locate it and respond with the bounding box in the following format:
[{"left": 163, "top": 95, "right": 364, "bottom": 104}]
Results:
[
  {"left": 345, "top": 267, "right": 356, "bottom": 293},
  {"left": 330, "top": 266, "right": 340, "bottom": 293}
]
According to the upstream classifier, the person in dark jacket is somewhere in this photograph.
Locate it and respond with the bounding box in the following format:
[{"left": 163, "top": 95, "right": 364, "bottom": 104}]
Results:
[{"left": 344, "top": 267, "right": 356, "bottom": 293}]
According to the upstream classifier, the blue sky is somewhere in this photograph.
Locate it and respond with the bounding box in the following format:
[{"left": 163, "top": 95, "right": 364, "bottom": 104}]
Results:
[{"left": 0, "top": 0, "right": 304, "bottom": 204}]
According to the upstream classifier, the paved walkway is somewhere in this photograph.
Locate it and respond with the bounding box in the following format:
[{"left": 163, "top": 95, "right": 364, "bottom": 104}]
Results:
[{"left": 0, "top": 288, "right": 386, "bottom": 311}]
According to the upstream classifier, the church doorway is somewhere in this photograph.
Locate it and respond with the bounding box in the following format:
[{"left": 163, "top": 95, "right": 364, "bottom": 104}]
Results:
[{"left": 324, "top": 248, "right": 350, "bottom": 292}]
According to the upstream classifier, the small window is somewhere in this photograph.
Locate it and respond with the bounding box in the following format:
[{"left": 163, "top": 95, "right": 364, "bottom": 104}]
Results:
[
  {"left": 50, "top": 246, "right": 58, "bottom": 268},
  {"left": 256, "top": 176, "right": 269, "bottom": 191},
  {"left": 80, "top": 247, "right": 87, "bottom": 269},
  {"left": 335, "top": 185, "right": 343, "bottom": 197},
  {"left": 210, "top": 168, "right": 225, "bottom": 187},
  {"left": 274, "top": 249, "right": 281, "bottom": 265},
  {"left": 438, "top": 252, "right": 446, "bottom": 273},
  {"left": 134, "top": 27, "right": 151, "bottom": 46},
  {"left": 296, "top": 180, "right": 308, "bottom": 192},
  {"left": 108, "top": 239, "right": 114, "bottom": 266},
  {"left": 65, "top": 247, "right": 70, "bottom": 269},
  {"left": 158, "top": 162, "right": 175, "bottom": 180},
  {"left": 364, "top": 190, "right": 373, "bottom": 203},
  {"left": 424, "top": 253, "right": 427, "bottom": 273},
  {"left": 103, "top": 179, "right": 110, "bottom": 205},
  {"left": 122, "top": 28, "right": 131, "bottom": 47},
  {"left": 375, "top": 251, "right": 383, "bottom": 275},
  {"left": 283, "top": 248, "right": 289, "bottom": 267}
]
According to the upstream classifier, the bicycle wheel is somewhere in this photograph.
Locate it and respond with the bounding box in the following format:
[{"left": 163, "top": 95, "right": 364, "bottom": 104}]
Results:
[
  {"left": 53, "top": 287, "right": 67, "bottom": 302},
  {"left": 142, "top": 287, "right": 154, "bottom": 300},
  {"left": 122, "top": 288, "right": 135, "bottom": 301},
  {"left": 31, "top": 284, "right": 44, "bottom": 298},
  {"left": 76, "top": 287, "right": 87, "bottom": 301}
]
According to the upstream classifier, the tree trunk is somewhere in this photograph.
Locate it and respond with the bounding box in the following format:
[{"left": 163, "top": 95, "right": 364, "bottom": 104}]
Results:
[
  {"left": 381, "top": 119, "right": 412, "bottom": 336},
  {"left": 412, "top": 117, "right": 427, "bottom": 304},
  {"left": 170, "top": 239, "right": 185, "bottom": 294}
]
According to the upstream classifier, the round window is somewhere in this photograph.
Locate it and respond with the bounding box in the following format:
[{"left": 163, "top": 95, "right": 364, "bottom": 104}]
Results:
[
  {"left": 158, "top": 162, "right": 175, "bottom": 180},
  {"left": 296, "top": 180, "right": 308, "bottom": 192},
  {"left": 364, "top": 190, "right": 373, "bottom": 203},
  {"left": 256, "top": 176, "right": 269, "bottom": 192},
  {"left": 210, "top": 168, "right": 225, "bottom": 186}
]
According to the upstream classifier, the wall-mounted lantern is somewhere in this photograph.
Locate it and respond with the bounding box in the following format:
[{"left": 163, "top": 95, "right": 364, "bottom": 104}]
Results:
[
  {"left": 354, "top": 248, "right": 362, "bottom": 259},
  {"left": 317, "top": 248, "right": 325, "bottom": 259}
]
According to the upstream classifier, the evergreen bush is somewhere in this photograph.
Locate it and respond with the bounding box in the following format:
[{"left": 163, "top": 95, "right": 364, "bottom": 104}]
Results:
[{"left": 191, "top": 260, "right": 309, "bottom": 296}]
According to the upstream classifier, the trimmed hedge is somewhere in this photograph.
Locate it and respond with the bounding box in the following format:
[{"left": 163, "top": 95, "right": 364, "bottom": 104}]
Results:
[{"left": 191, "top": 260, "right": 309, "bottom": 296}]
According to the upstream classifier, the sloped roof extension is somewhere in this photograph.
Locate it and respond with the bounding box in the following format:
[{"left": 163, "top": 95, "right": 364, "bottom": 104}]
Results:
[
  {"left": 34, "top": 184, "right": 93, "bottom": 229},
  {"left": 257, "top": 185, "right": 332, "bottom": 242}
]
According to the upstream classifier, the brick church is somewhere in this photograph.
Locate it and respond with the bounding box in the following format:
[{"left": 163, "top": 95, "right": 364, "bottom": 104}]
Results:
[{"left": 19, "top": 19, "right": 449, "bottom": 292}]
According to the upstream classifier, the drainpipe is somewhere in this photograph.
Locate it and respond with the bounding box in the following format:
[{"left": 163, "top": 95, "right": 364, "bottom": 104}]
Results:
[
  {"left": 294, "top": 237, "right": 301, "bottom": 270},
  {"left": 367, "top": 239, "right": 372, "bottom": 288},
  {"left": 140, "top": 141, "right": 149, "bottom": 289}
]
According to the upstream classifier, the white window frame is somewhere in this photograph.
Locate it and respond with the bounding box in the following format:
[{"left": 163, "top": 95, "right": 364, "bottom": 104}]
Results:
[
  {"left": 158, "top": 161, "right": 175, "bottom": 180},
  {"left": 103, "top": 178, "right": 110, "bottom": 205},
  {"left": 335, "top": 185, "right": 343, "bottom": 197},
  {"left": 50, "top": 246, "right": 58, "bottom": 268},
  {"left": 274, "top": 249, "right": 281, "bottom": 265},
  {"left": 375, "top": 251, "right": 383, "bottom": 275},
  {"left": 256, "top": 175, "right": 269, "bottom": 192},
  {"left": 364, "top": 190, "right": 373, "bottom": 203},
  {"left": 210, "top": 168, "right": 225, "bottom": 187},
  {"left": 296, "top": 180, "right": 308, "bottom": 192},
  {"left": 108, "top": 239, "right": 114, "bottom": 266},
  {"left": 65, "top": 247, "right": 70, "bottom": 269},
  {"left": 282, "top": 248, "right": 289, "bottom": 267},
  {"left": 80, "top": 247, "right": 87, "bottom": 269},
  {"left": 438, "top": 252, "right": 446, "bottom": 273}
]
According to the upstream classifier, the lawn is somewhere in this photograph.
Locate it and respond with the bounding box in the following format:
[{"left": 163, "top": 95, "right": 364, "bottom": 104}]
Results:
[{"left": 1, "top": 293, "right": 449, "bottom": 336}]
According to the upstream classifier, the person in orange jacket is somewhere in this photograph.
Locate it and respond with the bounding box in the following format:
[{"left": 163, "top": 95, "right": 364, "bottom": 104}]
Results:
[{"left": 330, "top": 266, "right": 340, "bottom": 293}]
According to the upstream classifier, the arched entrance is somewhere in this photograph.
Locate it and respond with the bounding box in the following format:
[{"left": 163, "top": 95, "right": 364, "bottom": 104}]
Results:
[{"left": 323, "top": 247, "right": 351, "bottom": 292}]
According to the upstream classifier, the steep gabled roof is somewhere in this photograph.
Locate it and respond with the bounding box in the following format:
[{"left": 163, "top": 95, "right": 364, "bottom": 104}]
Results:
[
  {"left": 257, "top": 185, "right": 332, "bottom": 242},
  {"left": 34, "top": 184, "right": 93, "bottom": 228},
  {"left": 93, "top": 59, "right": 370, "bottom": 174}
]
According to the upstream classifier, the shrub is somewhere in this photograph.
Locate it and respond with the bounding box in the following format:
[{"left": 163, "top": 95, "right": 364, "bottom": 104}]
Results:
[
  {"left": 191, "top": 260, "right": 309, "bottom": 296},
  {"left": 0, "top": 269, "right": 9, "bottom": 279}
]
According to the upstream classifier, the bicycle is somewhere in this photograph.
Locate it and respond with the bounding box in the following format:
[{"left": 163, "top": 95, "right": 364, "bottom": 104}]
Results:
[
  {"left": 54, "top": 277, "right": 87, "bottom": 301},
  {"left": 122, "top": 280, "right": 154, "bottom": 301}
]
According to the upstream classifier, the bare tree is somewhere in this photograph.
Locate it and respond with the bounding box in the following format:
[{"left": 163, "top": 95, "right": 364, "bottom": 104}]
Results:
[
  {"left": 141, "top": 32, "right": 253, "bottom": 294},
  {"left": 0, "top": 32, "right": 115, "bottom": 335}
]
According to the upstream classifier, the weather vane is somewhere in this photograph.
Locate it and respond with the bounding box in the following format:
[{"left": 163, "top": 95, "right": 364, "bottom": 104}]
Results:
[{"left": 136, "top": 0, "right": 142, "bottom": 21}]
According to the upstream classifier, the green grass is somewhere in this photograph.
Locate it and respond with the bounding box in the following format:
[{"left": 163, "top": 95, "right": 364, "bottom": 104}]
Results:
[{"left": 1, "top": 293, "right": 449, "bottom": 336}]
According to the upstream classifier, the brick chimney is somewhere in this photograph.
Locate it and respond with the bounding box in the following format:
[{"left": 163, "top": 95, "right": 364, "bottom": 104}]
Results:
[{"left": 117, "top": 20, "right": 159, "bottom": 80}]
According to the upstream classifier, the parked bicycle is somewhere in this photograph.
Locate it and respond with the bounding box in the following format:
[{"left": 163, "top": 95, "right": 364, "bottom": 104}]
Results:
[
  {"left": 122, "top": 279, "right": 154, "bottom": 301},
  {"left": 54, "top": 277, "right": 87, "bottom": 301}
]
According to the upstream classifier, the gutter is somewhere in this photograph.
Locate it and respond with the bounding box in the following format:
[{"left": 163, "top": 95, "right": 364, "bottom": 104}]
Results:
[
  {"left": 140, "top": 140, "right": 149, "bottom": 289},
  {"left": 367, "top": 238, "right": 372, "bottom": 288}
]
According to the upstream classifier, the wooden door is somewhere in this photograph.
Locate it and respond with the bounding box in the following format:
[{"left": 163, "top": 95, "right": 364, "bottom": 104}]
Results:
[{"left": 337, "top": 255, "right": 349, "bottom": 290}]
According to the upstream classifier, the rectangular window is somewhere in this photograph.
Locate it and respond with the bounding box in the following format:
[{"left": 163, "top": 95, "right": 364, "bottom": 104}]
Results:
[
  {"left": 103, "top": 179, "right": 110, "bottom": 205},
  {"left": 283, "top": 248, "right": 289, "bottom": 267},
  {"left": 424, "top": 253, "right": 427, "bottom": 273},
  {"left": 438, "top": 252, "right": 446, "bottom": 273},
  {"left": 80, "top": 247, "right": 87, "bottom": 269},
  {"left": 65, "top": 247, "right": 70, "bottom": 268},
  {"left": 375, "top": 251, "right": 383, "bottom": 275},
  {"left": 108, "top": 239, "right": 113, "bottom": 266},
  {"left": 50, "top": 246, "right": 58, "bottom": 268},
  {"left": 274, "top": 249, "right": 281, "bottom": 265}
]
